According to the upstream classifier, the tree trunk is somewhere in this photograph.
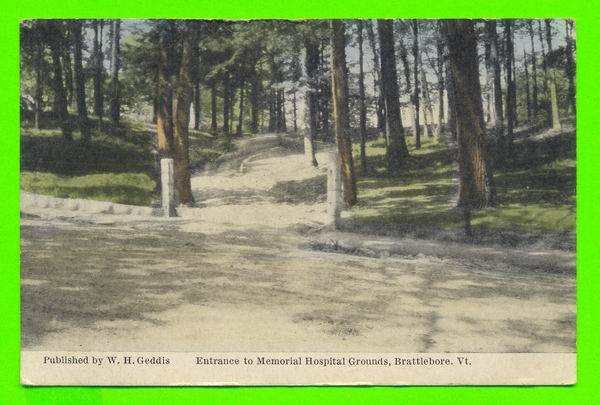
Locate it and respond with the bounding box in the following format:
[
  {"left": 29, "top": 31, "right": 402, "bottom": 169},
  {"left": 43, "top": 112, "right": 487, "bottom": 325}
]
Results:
[
  {"left": 250, "top": 69, "right": 260, "bottom": 134},
  {"left": 156, "top": 26, "right": 174, "bottom": 158},
  {"left": 485, "top": 20, "right": 504, "bottom": 135},
  {"left": 565, "top": 20, "right": 576, "bottom": 115},
  {"left": 292, "top": 90, "right": 297, "bottom": 132},
  {"left": 504, "top": 20, "right": 515, "bottom": 155},
  {"left": 357, "top": 20, "right": 367, "bottom": 172},
  {"left": 62, "top": 38, "right": 74, "bottom": 112},
  {"left": 48, "top": 21, "right": 72, "bottom": 141},
  {"left": 304, "top": 38, "right": 319, "bottom": 166},
  {"left": 210, "top": 82, "right": 217, "bottom": 132},
  {"left": 377, "top": 19, "right": 410, "bottom": 171},
  {"left": 537, "top": 20, "right": 550, "bottom": 102},
  {"left": 435, "top": 21, "right": 445, "bottom": 136},
  {"left": 330, "top": 20, "right": 357, "bottom": 207},
  {"left": 527, "top": 21, "right": 539, "bottom": 120},
  {"left": 236, "top": 79, "right": 245, "bottom": 136},
  {"left": 445, "top": 54, "right": 457, "bottom": 141},
  {"left": 193, "top": 82, "right": 201, "bottom": 130},
  {"left": 366, "top": 20, "right": 385, "bottom": 132},
  {"left": 544, "top": 19, "right": 562, "bottom": 130},
  {"left": 71, "top": 21, "right": 90, "bottom": 143},
  {"left": 445, "top": 19, "right": 495, "bottom": 209},
  {"left": 33, "top": 38, "right": 44, "bottom": 130},
  {"left": 172, "top": 27, "right": 195, "bottom": 205},
  {"left": 398, "top": 36, "right": 415, "bottom": 137},
  {"left": 524, "top": 50, "right": 532, "bottom": 124},
  {"left": 419, "top": 52, "right": 435, "bottom": 138},
  {"left": 411, "top": 20, "right": 421, "bottom": 149},
  {"left": 93, "top": 20, "right": 104, "bottom": 122},
  {"left": 223, "top": 74, "right": 231, "bottom": 134},
  {"left": 484, "top": 28, "right": 494, "bottom": 126},
  {"left": 109, "top": 19, "right": 121, "bottom": 125}
]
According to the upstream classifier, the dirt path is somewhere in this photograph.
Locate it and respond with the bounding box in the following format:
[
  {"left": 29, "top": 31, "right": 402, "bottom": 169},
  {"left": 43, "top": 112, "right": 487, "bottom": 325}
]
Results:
[{"left": 21, "top": 133, "right": 575, "bottom": 353}]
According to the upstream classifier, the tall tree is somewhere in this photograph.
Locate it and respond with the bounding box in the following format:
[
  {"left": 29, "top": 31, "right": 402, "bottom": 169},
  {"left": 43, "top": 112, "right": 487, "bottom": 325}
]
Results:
[
  {"left": 378, "top": 19, "right": 410, "bottom": 171},
  {"left": 411, "top": 20, "right": 421, "bottom": 148},
  {"left": 109, "top": 19, "right": 121, "bottom": 125},
  {"left": 210, "top": 82, "right": 218, "bottom": 132},
  {"left": 92, "top": 20, "right": 104, "bottom": 122},
  {"left": 330, "top": 20, "right": 357, "bottom": 207},
  {"left": 222, "top": 73, "right": 231, "bottom": 134},
  {"left": 419, "top": 52, "right": 435, "bottom": 138},
  {"left": 31, "top": 23, "right": 44, "bottom": 130},
  {"left": 564, "top": 19, "right": 576, "bottom": 115},
  {"left": 485, "top": 20, "right": 503, "bottom": 135},
  {"left": 47, "top": 21, "right": 72, "bottom": 141},
  {"left": 172, "top": 24, "right": 195, "bottom": 205},
  {"left": 156, "top": 23, "right": 175, "bottom": 158},
  {"left": 357, "top": 20, "right": 368, "bottom": 172},
  {"left": 523, "top": 50, "right": 532, "bottom": 124},
  {"left": 303, "top": 36, "right": 320, "bottom": 166},
  {"left": 397, "top": 35, "right": 416, "bottom": 137},
  {"left": 544, "top": 19, "right": 562, "bottom": 130},
  {"left": 365, "top": 20, "right": 385, "bottom": 131},
  {"left": 445, "top": 19, "right": 495, "bottom": 211},
  {"left": 504, "top": 20, "right": 516, "bottom": 155},
  {"left": 527, "top": 20, "right": 539, "bottom": 120},
  {"left": 70, "top": 20, "right": 90, "bottom": 143},
  {"left": 435, "top": 21, "right": 445, "bottom": 136}
]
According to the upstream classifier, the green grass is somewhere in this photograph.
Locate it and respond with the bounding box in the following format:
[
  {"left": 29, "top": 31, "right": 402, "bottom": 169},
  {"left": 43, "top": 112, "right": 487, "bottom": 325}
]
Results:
[
  {"left": 20, "top": 118, "right": 233, "bottom": 206},
  {"left": 21, "top": 172, "right": 156, "bottom": 206},
  {"left": 351, "top": 129, "right": 576, "bottom": 236}
]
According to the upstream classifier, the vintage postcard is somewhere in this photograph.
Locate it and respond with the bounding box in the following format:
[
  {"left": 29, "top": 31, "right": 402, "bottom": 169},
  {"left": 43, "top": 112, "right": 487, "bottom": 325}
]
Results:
[{"left": 20, "top": 18, "right": 576, "bottom": 385}]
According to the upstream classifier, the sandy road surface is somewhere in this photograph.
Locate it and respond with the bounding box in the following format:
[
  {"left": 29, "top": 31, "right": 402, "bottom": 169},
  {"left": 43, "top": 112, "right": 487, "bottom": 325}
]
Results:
[{"left": 21, "top": 134, "right": 575, "bottom": 352}]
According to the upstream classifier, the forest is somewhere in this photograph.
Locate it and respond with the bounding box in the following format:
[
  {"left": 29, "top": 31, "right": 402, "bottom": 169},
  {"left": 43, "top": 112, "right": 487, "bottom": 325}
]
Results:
[{"left": 19, "top": 18, "right": 576, "bottom": 241}]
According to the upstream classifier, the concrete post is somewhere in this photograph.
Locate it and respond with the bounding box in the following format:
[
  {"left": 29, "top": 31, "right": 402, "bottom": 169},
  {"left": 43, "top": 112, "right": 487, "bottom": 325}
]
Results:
[
  {"left": 161, "top": 158, "right": 176, "bottom": 217},
  {"left": 327, "top": 150, "right": 342, "bottom": 228}
]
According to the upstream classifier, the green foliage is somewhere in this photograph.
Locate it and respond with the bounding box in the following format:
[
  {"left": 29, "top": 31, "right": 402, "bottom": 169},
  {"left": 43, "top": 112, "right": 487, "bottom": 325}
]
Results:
[{"left": 351, "top": 130, "right": 575, "bottom": 236}]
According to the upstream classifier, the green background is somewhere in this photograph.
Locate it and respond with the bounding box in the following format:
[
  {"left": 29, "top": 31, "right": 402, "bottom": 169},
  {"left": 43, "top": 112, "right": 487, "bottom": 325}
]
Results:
[{"left": 2, "top": 0, "right": 598, "bottom": 403}]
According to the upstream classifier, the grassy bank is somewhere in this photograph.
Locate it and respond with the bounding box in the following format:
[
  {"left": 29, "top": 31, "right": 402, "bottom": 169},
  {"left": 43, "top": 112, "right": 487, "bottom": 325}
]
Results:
[
  {"left": 350, "top": 127, "right": 575, "bottom": 240},
  {"left": 20, "top": 119, "right": 233, "bottom": 206}
]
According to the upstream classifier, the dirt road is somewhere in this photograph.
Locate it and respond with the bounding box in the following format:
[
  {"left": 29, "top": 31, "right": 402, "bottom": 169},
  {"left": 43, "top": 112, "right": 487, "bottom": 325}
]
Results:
[{"left": 21, "top": 134, "right": 576, "bottom": 352}]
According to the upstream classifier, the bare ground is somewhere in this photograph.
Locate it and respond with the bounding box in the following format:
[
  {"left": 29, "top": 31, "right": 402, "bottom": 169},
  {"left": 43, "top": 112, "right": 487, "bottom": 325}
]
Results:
[{"left": 21, "top": 133, "right": 575, "bottom": 352}]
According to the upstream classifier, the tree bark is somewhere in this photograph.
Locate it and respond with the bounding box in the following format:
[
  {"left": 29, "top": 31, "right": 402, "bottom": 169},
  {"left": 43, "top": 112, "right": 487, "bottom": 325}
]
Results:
[
  {"left": 304, "top": 37, "right": 319, "bottom": 166},
  {"left": 378, "top": 19, "right": 410, "bottom": 171},
  {"left": 156, "top": 26, "right": 174, "bottom": 158},
  {"left": 504, "top": 20, "right": 515, "bottom": 155},
  {"left": 485, "top": 20, "right": 504, "bottom": 135},
  {"left": 524, "top": 50, "right": 532, "bottom": 124},
  {"left": 419, "top": 52, "right": 435, "bottom": 138},
  {"left": 565, "top": 20, "right": 576, "bottom": 115},
  {"left": 210, "top": 82, "right": 217, "bottom": 132},
  {"left": 411, "top": 20, "right": 421, "bottom": 148},
  {"left": 398, "top": 36, "right": 416, "bottom": 137},
  {"left": 435, "top": 21, "right": 445, "bottom": 136},
  {"left": 48, "top": 21, "right": 72, "bottom": 141},
  {"left": 330, "top": 20, "right": 357, "bottom": 207},
  {"left": 71, "top": 21, "right": 90, "bottom": 143},
  {"left": 223, "top": 74, "right": 231, "bottom": 134},
  {"left": 236, "top": 79, "right": 245, "bottom": 136},
  {"left": 33, "top": 34, "right": 44, "bottom": 130},
  {"left": 250, "top": 68, "right": 260, "bottom": 134},
  {"left": 366, "top": 20, "right": 385, "bottom": 132},
  {"left": 357, "top": 20, "right": 368, "bottom": 172},
  {"left": 109, "top": 19, "right": 121, "bottom": 125},
  {"left": 527, "top": 21, "right": 539, "bottom": 120},
  {"left": 61, "top": 35, "right": 74, "bottom": 112},
  {"left": 93, "top": 20, "right": 104, "bottom": 122},
  {"left": 172, "top": 27, "right": 195, "bottom": 205},
  {"left": 445, "top": 50, "right": 457, "bottom": 141},
  {"left": 544, "top": 19, "right": 562, "bottom": 130},
  {"left": 445, "top": 19, "right": 495, "bottom": 209}
]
